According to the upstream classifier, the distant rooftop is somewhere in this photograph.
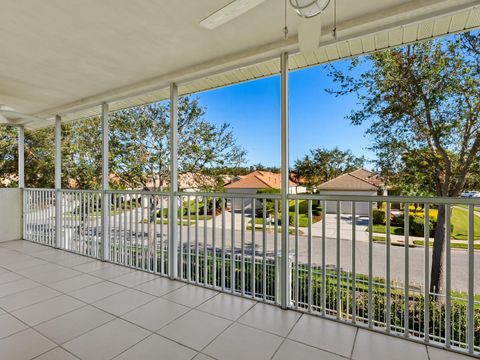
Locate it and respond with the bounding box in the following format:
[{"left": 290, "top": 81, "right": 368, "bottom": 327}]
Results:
[
  {"left": 225, "top": 171, "right": 296, "bottom": 190},
  {"left": 318, "top": 168, "right": 383, "bottom": 191}
]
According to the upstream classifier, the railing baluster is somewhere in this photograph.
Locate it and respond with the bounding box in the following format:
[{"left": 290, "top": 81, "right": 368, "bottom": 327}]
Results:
[
  {"left": 294, "top": 199, "right": 299, "bottom": 309},
  {"left": 180, "top": 195, "right": 184, "bottom": 279},
  {"left": 195, "top": 196, "right": 199, "bottom": 284},
  {"left": 368, "top": 201, "right": 373, "bottom": 327},
  {"left": 404, "top": 203, "right": 410, "bottom": 337},
  {"left": 187, "top": 195, "right": 191, "bottom": 282},
  {"left": 386, "top": 202, "right": 391, "bottom": 332},
  {"left": 241, "top": 198, "right": 245, "bottom": 296},
  {"left": 221, "top": 197, "right": 226, "bottom": 291},
  {"left": 336, "top": 200, "right": 341, "bottom": 319},
  {"left": 263, "top": 199, "right": 267, "bottom": 302},
  {"left": 424, "top": 203, "right": 430, "bottom": 341},
  {"left": 274, "top": 200, "right": 278, "bottom": 304},
  {"left": 231, "top": 197, "right": 235, "bottom": 294},
  {"left": 113, "top": 193, "right": 117, "bottom": 261},
  {"left": 153, "top": 195, "right": 158, "bottom": 273},
  {"left": 352, "top": 201, "right": 357, "bottom": 323},
  {"left": 129, "top": 196, "right": 133, "bottom": 267},
  {"left": 141, "top": 194, "right": 145, "bottom": 269},
  {"left": 147, "top": 195, "right": 151, "bottom": 271},
  {"left": 135, "top": 195, "right": 139, "bottom": 268},
  {"left": 204, "top": 195, "right": 208, "bottom": 286},
  {"left": 123, "top": 194, "right": 127, "bottom": 264},
  {"left": 445, "top": 204, "right": 451, "bottom": 347},
  {"left": 308, "top": 199, "right": 312, "bottom": 312},
  {"left": 251, "top": 199, "right": 256, "bottom": 298},
  {"left": 321, "top": 199, "right": 326, "bottom": 316},
  {"left": 468, "top": 204, "right": 475, "bottom": 353},
  {"left": 213, "top": 197, "right": 217, "bottom": 288}
]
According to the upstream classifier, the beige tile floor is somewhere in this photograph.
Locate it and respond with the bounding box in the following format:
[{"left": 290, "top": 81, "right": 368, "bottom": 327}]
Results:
[{"left": 0, "top": 240, "right": 475, "bottom": 360}]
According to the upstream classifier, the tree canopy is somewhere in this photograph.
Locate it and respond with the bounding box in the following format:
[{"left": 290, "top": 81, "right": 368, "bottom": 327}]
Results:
[
  {"left": 328, "top": 32, "right": 480, "bottom": 197},
  {"left": 0, "top": 96, "right": 246, "bottom": 190},
  {"left": 292, "top": 147, "right": 365, "bottom": 187},
  {"left": 328, "top": 31, "right": 480, "bottom": 293}
]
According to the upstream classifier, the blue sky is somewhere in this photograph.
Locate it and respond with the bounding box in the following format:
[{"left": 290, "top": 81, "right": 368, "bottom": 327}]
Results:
[{"left": 195, "top": 59, "right": 375, "bottom": 168}]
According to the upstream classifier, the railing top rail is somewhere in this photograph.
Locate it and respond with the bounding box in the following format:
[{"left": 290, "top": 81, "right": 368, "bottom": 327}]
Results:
[
  {"left": 176, "top": 191, "right": 282, "bottom": 199},
  {"left": 60, "top": 189, "right": 102, "bottom": 194},
  {"left": 23, "top": 188, "right": 56, "bottom": 192},
  {"left": 106, "top": 189, "right": 169, "bottom": 196},
  {"left": 22, "top": 188, "right": 480, "bottom": 205},
  {"left": 288, "top": 193, "right": 480, "bottom": 205}
]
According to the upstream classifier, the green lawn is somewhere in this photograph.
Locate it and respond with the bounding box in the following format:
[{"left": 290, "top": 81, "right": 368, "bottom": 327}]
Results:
[
  {"left": 450, "top": 207, "right": 480, "bottom": 240},
  {"left": 371, "top": 207, "right": 480, "bottom": 240},
  {"left": 373, "top": 236, "right": 480, "bottom": 250},
  {"left": 413, "top": 240, "right": 480, "bottom": 250}
]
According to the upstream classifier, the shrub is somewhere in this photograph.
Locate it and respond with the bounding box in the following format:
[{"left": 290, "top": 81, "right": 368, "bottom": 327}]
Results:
[
  {"left": 312, "top": 204, "right": 322, "bottom": 217},
  {"left": 372, "top": 209, "right": 386, "bottom": 225},
  {"left": 410, "top": 216, "right": 434, "bottom": 237},
  {"left": 391, "top": 214, "right": 404, "bottom": 227}
]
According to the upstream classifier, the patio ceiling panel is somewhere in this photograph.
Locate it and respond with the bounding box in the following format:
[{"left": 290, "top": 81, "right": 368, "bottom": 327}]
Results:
[
  {"left": 8, "top": 1, "right": 479, "bottom": 130},
  {"left": 288, "top": 5, "right": 480, "bottom": 72}
]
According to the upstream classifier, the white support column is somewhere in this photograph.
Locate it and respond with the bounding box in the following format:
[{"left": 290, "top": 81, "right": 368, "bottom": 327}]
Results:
[
  {"left": 169, "top": 83, "right": 179, "bottom": 279},
  {"left": 101, "top": 103, "right": 110, "bottom": 261},
  {"left": 18, "top": 126, "right": 25, "bottom": 240},
  {"left": 18, "top": 126, "right": 25, "bottom": 189},
  {"left": 280, "top": 52, "right": 290, "bottom": 309},
  {"left": 54, "top": 115, "right": 62, "bottom": 248}
]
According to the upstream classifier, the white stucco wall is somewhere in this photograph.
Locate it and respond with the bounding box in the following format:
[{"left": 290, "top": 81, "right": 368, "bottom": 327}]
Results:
[
  {"left": 0, "top": 188, "right": 22, "bottom": 242},
  {"left": 225, "top": 188, "right": 259, "bottom": 211},
  {"left": 317, "top": 190, "right": 378, "bottom": 215}
]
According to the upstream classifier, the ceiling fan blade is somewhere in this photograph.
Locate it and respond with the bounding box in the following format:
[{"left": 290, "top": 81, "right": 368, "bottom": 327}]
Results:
[
  {"left": 298, "top": 15, "right": 322, "bottom": 53},
  {"left": 200, "top": 0, "right": 266, "bottom": 30}
]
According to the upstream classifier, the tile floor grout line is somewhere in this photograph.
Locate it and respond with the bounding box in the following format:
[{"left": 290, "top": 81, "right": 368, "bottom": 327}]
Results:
[
  {"left": 425, "top": 344, "right": 431, "bottom": 360},
  {"left": 349, "top": 327, "right": 359, "bottom": 359},
  {"left": 268, "top": 313, "right": 304, "bottom": 360},
  {"left": 27, "top": 327, "right": 83, "bottom": 360},
  {"left": 195, "top": 293, "right": 259, "bottom": 354},
  {"left": 1, "top": 291, "right": 70, "bottom": 314},
  {"left": 152, "top": 292, "right": 222, "bottom": 334},
  {"left": 30, "top": 345, "right": 81, "bottom": 360}
]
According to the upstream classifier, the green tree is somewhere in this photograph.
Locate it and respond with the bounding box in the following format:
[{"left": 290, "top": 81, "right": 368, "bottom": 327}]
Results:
[
  {"left": 109, "top": 96, "right": 246, "bottom": 190},
  {"left": 328, "top": 32, "right": 480, "bottom": 293},
  {"left": 62, "top": 117, "right": 103, "bottom": 189},
  {"left": 0, "top": 126, "right": 19, "bottom": 187},
  {"left": 293, "top": 147, "right": 365, "bottom": 187}
]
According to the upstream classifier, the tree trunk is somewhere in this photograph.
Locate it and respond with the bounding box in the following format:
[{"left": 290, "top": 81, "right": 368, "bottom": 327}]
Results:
[
  {"left": 430, "top": 204, "right": 446, "bottom": 294},
  {"left": 148, "top": 195, "right": 157, "bottom": 252}
]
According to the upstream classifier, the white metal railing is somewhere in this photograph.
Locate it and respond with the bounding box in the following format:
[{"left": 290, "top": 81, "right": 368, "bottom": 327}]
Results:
[
  {"left": 59, "top": 189, "right": 102, "bottom": 257},
  {"left": 20, "top": 188, "right": 480, "bottom": 355},
  {"left": 23, "top": 189, "right": 56, "bottom": 246}
]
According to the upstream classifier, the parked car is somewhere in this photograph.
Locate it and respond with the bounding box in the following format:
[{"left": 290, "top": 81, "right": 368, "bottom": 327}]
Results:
[{"left": 461, "top": 191, "right": 480, "bottom": 198}]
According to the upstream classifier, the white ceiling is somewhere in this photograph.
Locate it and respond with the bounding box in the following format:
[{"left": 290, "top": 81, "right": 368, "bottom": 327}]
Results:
[{"left": 0, "top": 0, "right": 478, "bottom": 128}]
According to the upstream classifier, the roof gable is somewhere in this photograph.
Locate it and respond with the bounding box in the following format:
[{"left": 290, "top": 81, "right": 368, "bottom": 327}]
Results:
[
  {"left": 225, "top": 171, "right": 296, "bottom": 189},
  {"left": 318, "top": 172, "right": 380, "bottom": 191}
]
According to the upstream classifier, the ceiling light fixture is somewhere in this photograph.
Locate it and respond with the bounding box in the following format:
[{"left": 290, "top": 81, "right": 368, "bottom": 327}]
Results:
[{"left": 289, "top": 0, "right": 330, "bottom": 18}]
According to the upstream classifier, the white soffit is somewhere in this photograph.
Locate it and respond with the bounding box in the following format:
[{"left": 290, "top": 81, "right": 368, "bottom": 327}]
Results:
[{"left": 19, "top": 2, "right": 480, "bottom": 129}]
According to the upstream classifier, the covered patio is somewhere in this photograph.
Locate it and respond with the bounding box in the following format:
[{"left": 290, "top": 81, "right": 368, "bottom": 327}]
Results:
[
  {"left": 1, "top": 1, "right": 480, "bottom": 359},
  {"left": 0, "top": 240, "right": 470, "bottom": 360}
]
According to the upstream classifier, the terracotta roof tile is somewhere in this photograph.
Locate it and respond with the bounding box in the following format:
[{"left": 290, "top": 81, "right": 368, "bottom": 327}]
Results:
[{"left": 225, "top": 171, "right": 296, "bottom": 189}]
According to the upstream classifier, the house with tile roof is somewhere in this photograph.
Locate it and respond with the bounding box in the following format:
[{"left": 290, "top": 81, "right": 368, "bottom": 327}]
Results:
[
  {"left": 225, "top": 170, "right": 305, "bottom": 210},
  {"left": 318, "top": 168, "right": 385, "bottom": 215}
]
